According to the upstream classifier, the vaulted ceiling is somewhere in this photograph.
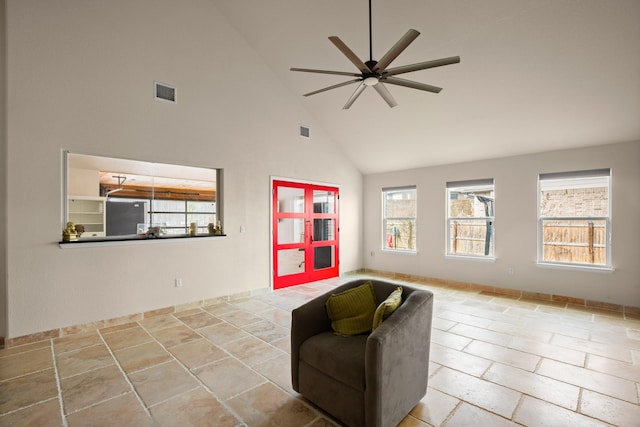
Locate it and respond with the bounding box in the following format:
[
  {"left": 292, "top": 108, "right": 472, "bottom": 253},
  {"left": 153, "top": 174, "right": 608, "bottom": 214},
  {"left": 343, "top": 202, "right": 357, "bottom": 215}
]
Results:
[{"left": 211, "top": 0, "right": 640, "bottom": 174}]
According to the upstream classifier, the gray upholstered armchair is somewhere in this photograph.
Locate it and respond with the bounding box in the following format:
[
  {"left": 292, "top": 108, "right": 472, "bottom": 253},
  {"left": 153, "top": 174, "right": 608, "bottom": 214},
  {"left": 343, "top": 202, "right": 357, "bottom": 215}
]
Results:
[{"left": 291, "top": 279, "right": 434, "bottom": 427}]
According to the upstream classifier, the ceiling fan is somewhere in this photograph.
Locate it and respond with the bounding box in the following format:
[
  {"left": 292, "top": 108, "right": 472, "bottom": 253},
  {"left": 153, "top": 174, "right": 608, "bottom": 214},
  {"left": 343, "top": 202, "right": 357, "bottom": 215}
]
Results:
[{"left": 290, "top": 0, "right": 460, "bottom": 109}]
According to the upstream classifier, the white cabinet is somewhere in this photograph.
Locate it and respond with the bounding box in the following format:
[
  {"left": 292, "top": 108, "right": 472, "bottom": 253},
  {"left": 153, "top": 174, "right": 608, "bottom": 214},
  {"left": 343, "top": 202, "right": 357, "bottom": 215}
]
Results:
[{"left": 68, "top": 197, "right": 106, "bottom": 237}]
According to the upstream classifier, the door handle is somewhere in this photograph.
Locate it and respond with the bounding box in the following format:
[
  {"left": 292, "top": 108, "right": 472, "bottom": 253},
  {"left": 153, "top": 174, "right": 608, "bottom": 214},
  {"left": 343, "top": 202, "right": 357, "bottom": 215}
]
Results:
[{"left": 306, "top": 220, "right": 313, "bottom": 244}]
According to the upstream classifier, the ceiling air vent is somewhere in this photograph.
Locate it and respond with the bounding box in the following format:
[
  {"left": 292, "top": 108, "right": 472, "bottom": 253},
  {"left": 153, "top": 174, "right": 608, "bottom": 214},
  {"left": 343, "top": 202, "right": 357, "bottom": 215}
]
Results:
[
  {"left": 154, "top": 81, "right": 176, "bottom": 103},
  {"left": 299, "top": 125, "right": 310, "bottom": 139}
]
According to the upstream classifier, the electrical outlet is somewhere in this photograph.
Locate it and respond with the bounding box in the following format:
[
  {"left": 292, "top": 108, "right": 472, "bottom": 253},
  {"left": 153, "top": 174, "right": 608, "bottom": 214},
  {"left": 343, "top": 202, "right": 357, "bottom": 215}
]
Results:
[
  {"left": 507, "top": 266, "right": 514, "bottom": 276},
  {"left": 175, "top": 278, "right": 183, "bottom": 287}
]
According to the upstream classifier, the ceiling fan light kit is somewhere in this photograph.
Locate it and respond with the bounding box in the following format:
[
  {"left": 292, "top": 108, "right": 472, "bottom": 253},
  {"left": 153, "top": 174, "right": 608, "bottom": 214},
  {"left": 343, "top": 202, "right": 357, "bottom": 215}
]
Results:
[{"left": 291, "top": 0, "right": 460, "bottom": 109}]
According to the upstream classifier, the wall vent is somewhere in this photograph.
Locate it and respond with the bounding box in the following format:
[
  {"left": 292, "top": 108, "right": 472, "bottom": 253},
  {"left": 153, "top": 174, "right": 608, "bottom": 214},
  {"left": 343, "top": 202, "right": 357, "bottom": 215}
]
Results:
[
  {"left": 154, "top": 81, "right": 176, "bottom": 103},
  {"left": 299, "top": 125, "right": 310, "bottom": 139}
]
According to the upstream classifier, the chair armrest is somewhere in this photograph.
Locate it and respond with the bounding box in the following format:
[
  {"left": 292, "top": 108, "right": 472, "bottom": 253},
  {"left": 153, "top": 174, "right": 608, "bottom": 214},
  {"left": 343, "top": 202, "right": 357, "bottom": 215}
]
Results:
[
  {"left": 365, "top": 288, "right": 434, "bottom": 427},
  {"left": 290, "top": 290, "right": 332, "bottom": 391}
]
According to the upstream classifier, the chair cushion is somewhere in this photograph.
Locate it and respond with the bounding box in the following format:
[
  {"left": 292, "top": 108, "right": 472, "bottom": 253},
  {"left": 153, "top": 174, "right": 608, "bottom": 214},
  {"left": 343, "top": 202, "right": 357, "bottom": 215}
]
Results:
[
  {"left": 325, "top": 281, "right": 377, "bottom": 336},
  {"left": 372, "top": 286, "right": 403, "bottom": 330},
  {"left": 299, "top": 331, "right": 367, "bottom": 391}
]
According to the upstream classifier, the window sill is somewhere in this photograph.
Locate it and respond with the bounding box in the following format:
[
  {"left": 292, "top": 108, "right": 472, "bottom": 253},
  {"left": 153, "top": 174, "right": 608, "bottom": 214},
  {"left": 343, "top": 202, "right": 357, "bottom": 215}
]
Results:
[
  {"left": 445, "top": 254, "right": 496, "bottom": 263},
  {"left": 380, "top": 249, "right": 418, "bottom": 256},
  {"left": 59, "top": 234, "right": 227, "bottom": 249},
  {"left": 536, "top": 262, "right": 614, "bottom": 273}
]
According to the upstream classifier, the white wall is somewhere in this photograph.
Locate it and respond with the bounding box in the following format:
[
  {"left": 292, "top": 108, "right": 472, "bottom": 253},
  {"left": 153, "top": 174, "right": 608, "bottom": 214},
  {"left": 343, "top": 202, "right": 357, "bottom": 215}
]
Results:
[
  {"left": 5, "top": 0, "right": 363, "bottom": 338},
  {"left": 364, "top": 141, "right": 640, "bottom": 306}
]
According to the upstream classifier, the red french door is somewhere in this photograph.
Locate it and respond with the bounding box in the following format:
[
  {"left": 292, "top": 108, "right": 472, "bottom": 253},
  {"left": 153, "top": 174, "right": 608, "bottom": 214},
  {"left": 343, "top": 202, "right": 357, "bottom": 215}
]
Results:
[{"left": 272, "top": 180, "right": 339, "bottom": 289}]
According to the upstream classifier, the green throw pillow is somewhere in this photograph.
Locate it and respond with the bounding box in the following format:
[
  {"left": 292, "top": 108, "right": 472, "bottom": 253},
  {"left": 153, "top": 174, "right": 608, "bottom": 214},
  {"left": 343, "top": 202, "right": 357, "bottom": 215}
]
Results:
[
  {"left": 372, "top": 287, "right": 403, "bottom": 330},
  {"left": 326, "top": 281, "right": 377, "bottom": 336}
]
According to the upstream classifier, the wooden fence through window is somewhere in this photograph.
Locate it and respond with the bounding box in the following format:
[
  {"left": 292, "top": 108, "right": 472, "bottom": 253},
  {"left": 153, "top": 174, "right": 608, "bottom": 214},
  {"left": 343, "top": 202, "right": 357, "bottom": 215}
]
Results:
[
  {"left": 449, "top": 220, "right": 493, "bottom": 256},
  {"left": 450, "top": 220, "right": 606, "bottom": 264},
  {"left": 542, "top": 221, "right": 606, "bottom": 264}
]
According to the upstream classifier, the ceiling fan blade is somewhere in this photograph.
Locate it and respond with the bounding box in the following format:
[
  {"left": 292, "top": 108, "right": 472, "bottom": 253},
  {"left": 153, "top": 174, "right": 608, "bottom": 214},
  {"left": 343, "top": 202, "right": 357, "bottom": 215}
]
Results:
[
  {"left": 329, "top": 36, "right": 372, "bottom": 73},
  {"left": 373, "top": 29, "right": 420, "bottom": 73},
  {"left": 384, "top": 76, "right": 442, "bottom": 93},
  {"left": 303, "top": 79, "right": 361, "bottom": 97},
  {"left": 290, "top": 68, "right": 361, "bottom": 77},
  {"left": 343, "top": 83, "right": 367, "bottom": 110},
  {"left": 384, "top": 56, "right": 461, "bottom": 77},
  {"left": 373, "top": 82, "right": 398, "bottom": 108}
]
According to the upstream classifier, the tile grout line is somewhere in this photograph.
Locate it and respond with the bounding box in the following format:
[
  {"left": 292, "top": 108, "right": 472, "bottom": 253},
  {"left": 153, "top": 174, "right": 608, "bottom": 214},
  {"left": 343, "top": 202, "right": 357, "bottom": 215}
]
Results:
[
  {"left": 95, "top": 329, "right": 153, "bottom": 420},
  {"left": 576, "top": 388, "right": 586, "bottom": 420},
  {"left": 0, "top": 365, "right": 53, "bottom": 383},
  {"left": 4, "top": 274, "right": 637, "bottom": 425},
  {"left": 210, "top": 337, "right": 329, "bottom": 423},
  {"left": 136, "top": 315, "right": 249, "bottom": 425},
  {"left": 62, "top": 391, "right": 133, "bottom": 418},
  {"left": 50, "top": 339, "right": 70, "bottom": 427},
  {"left": 179, "top": 297, "right": 331, "bottom": 423},
  {"left": 0, "top": 343, "right": 51, "bottom": 359},
  {"left": 0, "top": 396, "right": 60, "bottom": 419},
  {"left": 510, "top": 393, "right": 527, "bottom": 424},
  {"left": 54, "top": 341, "right": 104, "bottom": 357}
]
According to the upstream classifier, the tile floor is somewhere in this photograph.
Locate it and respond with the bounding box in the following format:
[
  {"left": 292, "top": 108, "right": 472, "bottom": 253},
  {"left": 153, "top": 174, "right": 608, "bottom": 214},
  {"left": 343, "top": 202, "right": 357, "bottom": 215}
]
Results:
[{"left": 1, "top": 274, "right": 639, "bottom": 426}]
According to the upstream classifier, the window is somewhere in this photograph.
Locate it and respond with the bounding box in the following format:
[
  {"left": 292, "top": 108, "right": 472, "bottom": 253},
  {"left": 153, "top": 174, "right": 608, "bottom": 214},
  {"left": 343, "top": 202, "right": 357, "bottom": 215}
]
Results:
[
  {"left": 149, "top": 199, "right": 217, "bottom": 235},
  {"left": 382, "top": 186, "right": 417, "bottom": 252},
  {"left": 446, "top": 179, "right": 495, "bottom": 258},
  {"left": 64, "top": 152, "right": 222, "bottom": 241},
  {"left": 538, "top": 169, "right": 610, "bottom": 268}
]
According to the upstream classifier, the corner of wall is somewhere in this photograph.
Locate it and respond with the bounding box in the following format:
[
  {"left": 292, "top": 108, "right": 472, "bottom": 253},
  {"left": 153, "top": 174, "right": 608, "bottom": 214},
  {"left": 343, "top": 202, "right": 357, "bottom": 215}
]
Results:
[{"left": 0, "top": 0, "right": 8, "bottom": 341}]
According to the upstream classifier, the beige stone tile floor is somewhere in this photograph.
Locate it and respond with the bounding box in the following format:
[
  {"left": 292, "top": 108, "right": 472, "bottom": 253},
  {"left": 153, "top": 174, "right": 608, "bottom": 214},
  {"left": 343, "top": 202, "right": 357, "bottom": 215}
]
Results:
[{"left": 1, "top": 274, "right": 639, "bottom": 426}]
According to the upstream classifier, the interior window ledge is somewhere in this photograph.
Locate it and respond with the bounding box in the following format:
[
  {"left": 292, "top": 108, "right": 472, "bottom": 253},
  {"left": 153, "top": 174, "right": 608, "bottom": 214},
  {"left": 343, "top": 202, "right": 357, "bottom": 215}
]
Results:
[
  {"left": 536, "top": 262, "right": 614, "bottom": 273},
  {"left": 380, "top": 249, "right": 418, "bottom": 256},
  {"left": 59, "top": 234, "right": 227, "bottom": 249},
  {"left": 445, "top": 254, "right": 496, "bottom": 263}
]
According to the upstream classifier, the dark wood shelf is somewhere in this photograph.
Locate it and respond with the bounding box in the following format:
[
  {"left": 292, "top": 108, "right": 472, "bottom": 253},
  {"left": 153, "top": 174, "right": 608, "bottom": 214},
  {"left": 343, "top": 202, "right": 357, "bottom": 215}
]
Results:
[{"left": 59, "top": 233, "right": 226, "bottom": 246}]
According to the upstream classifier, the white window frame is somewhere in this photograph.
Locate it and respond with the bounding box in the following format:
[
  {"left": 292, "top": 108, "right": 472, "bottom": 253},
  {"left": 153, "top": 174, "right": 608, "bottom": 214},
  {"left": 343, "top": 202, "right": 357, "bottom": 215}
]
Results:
[
  {"left": 537, "top": 169, "right": 611, "bottom": 269},
  {"left": 446, "top": 179, "right": 495, "bottom": 259},
  {"left": 382, "top": 186, "right": 417, "bottom": 253}
]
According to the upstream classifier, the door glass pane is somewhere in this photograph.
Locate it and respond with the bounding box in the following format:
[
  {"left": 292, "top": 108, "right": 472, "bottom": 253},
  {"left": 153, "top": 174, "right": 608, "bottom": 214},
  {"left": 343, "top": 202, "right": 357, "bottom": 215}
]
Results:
[
  {"left": 278, "top": 187, "right": 305, "bottom": 213},
  {"left": 278, "top": 218, "right": 305, "bottom": 244},
  {"left": 313, "top": 190, "right": 334, "bottom": 213},
  {"left": 278, "top": 249, "right": 305, "bottom": 276},
  {"left": 313, "top": 219, "right": 334, "bottom": 242},
  {"left": 314, "top": 246, "right": 335, "bottom": 270}
]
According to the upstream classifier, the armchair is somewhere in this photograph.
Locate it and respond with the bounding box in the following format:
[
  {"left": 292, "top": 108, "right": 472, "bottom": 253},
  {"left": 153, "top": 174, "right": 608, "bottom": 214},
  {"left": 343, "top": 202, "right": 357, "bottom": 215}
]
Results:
[{"left": 291, "top": 279, "right": 434, "bottom": 427}]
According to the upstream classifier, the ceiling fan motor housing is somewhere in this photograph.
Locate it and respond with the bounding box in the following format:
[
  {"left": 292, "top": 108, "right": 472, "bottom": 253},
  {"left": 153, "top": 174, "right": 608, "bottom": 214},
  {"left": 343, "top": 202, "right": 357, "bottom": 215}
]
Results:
[
  {"left": 363, "top": 60, "right": 381, "bottom": 86},
  {"left": 363, "top": 76, "right": 379, "bottom": 86}
]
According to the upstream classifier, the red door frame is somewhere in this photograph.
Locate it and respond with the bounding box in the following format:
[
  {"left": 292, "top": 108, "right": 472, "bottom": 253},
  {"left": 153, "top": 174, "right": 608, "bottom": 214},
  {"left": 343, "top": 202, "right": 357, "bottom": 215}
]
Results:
[{"left": 272, "top": 180, "right": 339, "bottom": 289}]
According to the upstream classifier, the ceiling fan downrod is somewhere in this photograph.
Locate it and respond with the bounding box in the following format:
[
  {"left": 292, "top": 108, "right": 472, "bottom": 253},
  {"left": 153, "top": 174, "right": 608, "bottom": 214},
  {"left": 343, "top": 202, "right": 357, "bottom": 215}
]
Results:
[{"left": 368, "top": 0, "right": 373, "bottom": 62}]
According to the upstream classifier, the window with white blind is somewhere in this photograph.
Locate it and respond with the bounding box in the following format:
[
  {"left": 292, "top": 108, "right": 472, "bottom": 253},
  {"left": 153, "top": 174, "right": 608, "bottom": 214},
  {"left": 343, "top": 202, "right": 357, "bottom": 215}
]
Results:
[{"left": 538, "top": 169, "right": 611, "bottom": 268}]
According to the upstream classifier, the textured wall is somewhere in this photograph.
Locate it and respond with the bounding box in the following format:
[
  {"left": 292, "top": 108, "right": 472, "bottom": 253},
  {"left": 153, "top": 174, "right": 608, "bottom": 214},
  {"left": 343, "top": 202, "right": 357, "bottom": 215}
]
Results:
[{"left": 4, "top": 0, "right": 363, "bottom": 338}]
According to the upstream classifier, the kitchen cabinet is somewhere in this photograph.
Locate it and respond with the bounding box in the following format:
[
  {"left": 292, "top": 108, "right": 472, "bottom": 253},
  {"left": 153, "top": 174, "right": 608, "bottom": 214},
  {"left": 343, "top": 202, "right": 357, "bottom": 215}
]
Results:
[{"left": 68, "top": 196, "right": 106, "bottom": 237}]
